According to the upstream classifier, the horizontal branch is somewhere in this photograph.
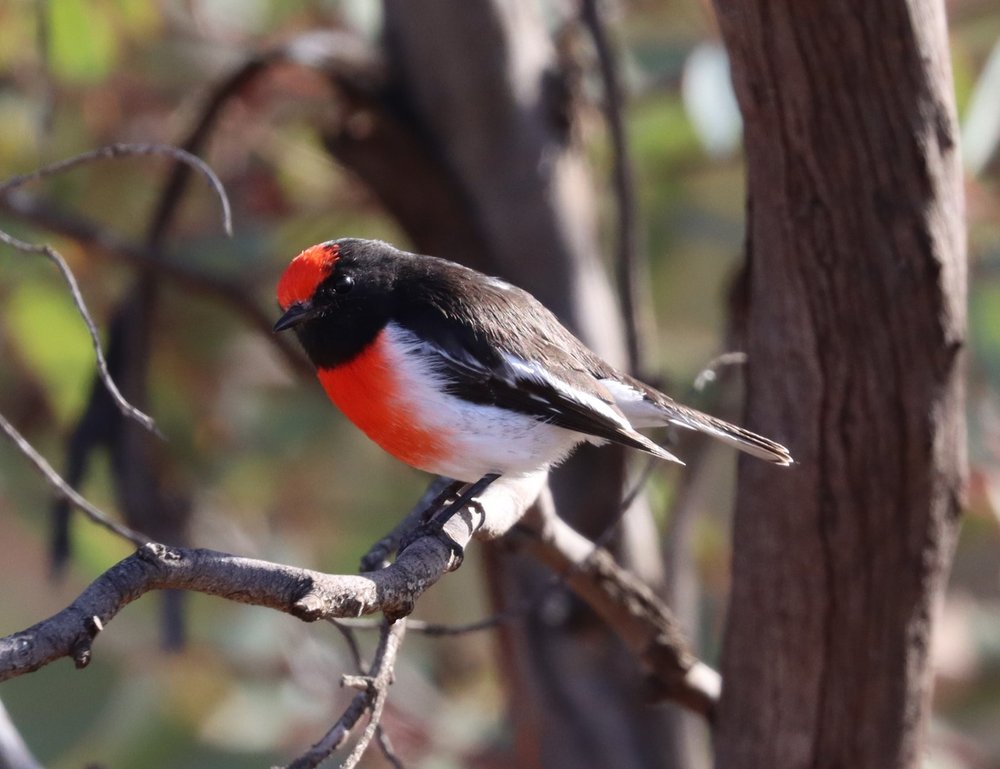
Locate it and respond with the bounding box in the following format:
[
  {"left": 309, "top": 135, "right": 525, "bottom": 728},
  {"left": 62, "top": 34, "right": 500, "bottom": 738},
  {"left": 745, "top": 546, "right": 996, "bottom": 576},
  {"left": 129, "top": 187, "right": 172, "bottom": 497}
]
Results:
[
  {"left": 0, "top": 472, "right": 716, "bottom": 720},
  {"left": 0, "top": 475, "right": 543, "bottom": 683},
  {"left": 0, "top": 540, "right": 436, "bottom": 683}
]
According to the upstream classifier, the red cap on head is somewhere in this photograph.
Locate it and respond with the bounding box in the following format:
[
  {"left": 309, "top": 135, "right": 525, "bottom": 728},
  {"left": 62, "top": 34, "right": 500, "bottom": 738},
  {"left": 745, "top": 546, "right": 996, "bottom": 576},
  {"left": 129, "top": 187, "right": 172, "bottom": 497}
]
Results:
[{"left": 277, "top": 242, "right": 340, "bottom": 309}]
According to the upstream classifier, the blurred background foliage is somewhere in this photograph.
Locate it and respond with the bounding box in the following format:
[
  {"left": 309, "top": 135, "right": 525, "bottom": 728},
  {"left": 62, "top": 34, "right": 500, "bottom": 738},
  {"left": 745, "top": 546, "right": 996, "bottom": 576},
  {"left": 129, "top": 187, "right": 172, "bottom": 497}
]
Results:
[{"left": 0, "top": 1, "right": 999, "bottom": 767}]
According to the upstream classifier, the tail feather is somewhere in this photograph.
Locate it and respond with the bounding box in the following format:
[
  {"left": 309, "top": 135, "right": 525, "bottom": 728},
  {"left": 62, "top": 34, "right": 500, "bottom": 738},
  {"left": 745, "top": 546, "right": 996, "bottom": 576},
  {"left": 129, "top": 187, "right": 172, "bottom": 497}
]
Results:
[
  {"left": 599, "top": 376, "right": 794, "bottom": 466},
  {"left": 628, "top": 430, "right": 686, "bottom": 466},
  {"left": 664, "top": 403, "right": 794, "bottom": 466}
]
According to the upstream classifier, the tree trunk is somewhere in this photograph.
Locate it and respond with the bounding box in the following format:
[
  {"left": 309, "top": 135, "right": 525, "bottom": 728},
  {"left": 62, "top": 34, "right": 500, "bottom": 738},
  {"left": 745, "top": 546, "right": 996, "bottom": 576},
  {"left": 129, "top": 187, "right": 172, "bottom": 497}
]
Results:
[
  {"left": 330, "top": 1, "right": 682, "bottom": 766},
  {"left": 712, "top": 2, "right": 966, "bottom": 767},
  {"left": 382, "top": 0, "right": 678, "bottom": 762}
]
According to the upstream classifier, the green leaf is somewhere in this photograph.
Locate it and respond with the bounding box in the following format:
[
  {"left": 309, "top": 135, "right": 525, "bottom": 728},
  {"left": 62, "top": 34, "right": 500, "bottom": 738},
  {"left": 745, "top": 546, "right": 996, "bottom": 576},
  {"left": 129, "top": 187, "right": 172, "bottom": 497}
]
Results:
[
  {"left": 48, "top": 0, "right": 118, "bottom": 84},
  {"left": 4, "top": 275, "right": 95, "bottom": 423}
]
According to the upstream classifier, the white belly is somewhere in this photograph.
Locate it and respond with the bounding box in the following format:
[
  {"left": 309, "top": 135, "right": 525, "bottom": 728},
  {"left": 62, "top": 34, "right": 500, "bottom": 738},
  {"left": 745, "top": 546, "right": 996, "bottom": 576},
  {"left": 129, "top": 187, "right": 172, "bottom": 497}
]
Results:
[
  {"left": 384, "top": 323, "right": 588, "bottom": 482},
  {"left": 417, "top": 393, "right": 586, "bottom": 481}
]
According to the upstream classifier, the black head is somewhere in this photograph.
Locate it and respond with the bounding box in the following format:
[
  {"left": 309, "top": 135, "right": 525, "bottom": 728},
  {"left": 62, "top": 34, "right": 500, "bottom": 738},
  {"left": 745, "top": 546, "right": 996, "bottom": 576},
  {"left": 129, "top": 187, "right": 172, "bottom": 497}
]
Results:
[{"left": 273, "top": 238, "right": 401, "bottom": 368}]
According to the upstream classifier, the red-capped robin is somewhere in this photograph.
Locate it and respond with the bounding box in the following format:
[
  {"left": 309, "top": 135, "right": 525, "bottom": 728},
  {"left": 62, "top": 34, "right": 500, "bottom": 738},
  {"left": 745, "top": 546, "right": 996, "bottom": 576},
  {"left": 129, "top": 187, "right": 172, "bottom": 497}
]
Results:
[{"left": 274, "top": 238, "right": 792, "bottom": 550}]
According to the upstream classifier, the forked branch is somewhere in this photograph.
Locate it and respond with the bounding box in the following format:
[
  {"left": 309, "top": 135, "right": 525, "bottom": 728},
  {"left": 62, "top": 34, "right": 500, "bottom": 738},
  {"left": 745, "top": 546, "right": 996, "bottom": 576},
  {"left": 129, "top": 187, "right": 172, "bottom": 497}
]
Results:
[{"left": 0, "top": 142, "right": 232, "bottom": 433}]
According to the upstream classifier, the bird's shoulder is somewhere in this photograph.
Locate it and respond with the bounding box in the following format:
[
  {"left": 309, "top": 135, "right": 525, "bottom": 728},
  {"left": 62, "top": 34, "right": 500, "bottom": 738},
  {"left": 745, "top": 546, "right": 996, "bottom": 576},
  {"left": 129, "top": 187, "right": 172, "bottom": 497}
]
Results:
[
  {"left": 391, "top": 255, "right": 613, "bottom": 379},
  {"left": 378, "top": 254, "right": 683, "bottom": 457}
]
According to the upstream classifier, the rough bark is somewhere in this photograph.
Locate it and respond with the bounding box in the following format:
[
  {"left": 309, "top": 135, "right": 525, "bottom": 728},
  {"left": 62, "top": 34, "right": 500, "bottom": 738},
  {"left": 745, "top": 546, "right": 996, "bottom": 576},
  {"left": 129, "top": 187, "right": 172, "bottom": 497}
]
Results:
[{"left": 712, "top": 2, "right": 966, "bottom": 767}]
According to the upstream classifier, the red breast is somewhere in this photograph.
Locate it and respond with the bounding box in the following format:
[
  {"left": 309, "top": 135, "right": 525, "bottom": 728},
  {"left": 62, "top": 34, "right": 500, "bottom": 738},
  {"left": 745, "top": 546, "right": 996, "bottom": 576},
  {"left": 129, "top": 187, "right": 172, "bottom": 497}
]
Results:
[{"left": 316, "top": 328, "right": 453, "bottom": 471}]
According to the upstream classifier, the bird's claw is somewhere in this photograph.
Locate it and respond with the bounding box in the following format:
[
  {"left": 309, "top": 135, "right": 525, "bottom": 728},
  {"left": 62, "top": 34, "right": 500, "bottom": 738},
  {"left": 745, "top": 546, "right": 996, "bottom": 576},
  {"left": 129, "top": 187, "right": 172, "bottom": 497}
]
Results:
[{"left": 398, "top": 519, "right": 465, "bottom": 570}]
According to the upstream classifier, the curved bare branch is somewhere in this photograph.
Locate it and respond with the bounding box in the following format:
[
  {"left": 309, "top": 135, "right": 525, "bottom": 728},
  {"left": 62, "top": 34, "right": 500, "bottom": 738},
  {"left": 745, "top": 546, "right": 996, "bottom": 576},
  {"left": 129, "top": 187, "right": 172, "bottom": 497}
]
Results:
[
  {"left": 0, "top": 411, "right": 147, "bottom": 548},
  {"left": 0, "top": 143, "right": 233, "bottom": 434}
]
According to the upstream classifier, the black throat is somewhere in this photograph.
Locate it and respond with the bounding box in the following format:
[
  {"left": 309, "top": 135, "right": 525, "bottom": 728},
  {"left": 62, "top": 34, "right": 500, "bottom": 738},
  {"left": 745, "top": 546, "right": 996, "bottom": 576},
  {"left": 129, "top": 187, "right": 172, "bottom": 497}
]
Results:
[{"left": 294, "top": 308, "right": 385, "bottom": 370}]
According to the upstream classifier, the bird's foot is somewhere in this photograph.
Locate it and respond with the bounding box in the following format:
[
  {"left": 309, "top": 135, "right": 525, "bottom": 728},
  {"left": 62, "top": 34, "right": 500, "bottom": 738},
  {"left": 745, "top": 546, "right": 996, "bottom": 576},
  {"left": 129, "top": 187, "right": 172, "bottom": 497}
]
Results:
[
  {"left": 398, "top": 519, "right": 465, "bottom": 571},
  {"left": 396, "top": 474, "right": 500, "bottom": 572}
]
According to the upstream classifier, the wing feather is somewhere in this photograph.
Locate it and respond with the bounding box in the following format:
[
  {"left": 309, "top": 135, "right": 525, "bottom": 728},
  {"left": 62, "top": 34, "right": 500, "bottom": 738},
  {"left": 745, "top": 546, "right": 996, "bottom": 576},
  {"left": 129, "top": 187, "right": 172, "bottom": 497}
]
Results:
[{"left": 398, "top": 312, "right": 680, "bottom": 463}]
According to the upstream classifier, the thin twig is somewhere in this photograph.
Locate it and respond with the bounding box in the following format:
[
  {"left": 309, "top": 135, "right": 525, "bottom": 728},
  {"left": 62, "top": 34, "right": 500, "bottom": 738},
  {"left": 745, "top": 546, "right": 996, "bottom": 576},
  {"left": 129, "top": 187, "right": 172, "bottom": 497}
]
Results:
[
  {"left": 0, "top": 410, "right": 148, "bottom": 548},
  {"left": 692, "top": 351, "right": 747, "bottom": 392},
  {"left": 407, "top": 613, "right": 514, "bottom": 637},
  {"left": 327, "top": 618, "right": 406, "bottom": 769},
  {"left": 0, "top": 191, "right": 309, "bottom": 374},
  {"left": 0, "top": 143, "right": 233, "bottom": 433},
  {"left": 580, "top": 0, "right": 652, "bottom": 376},
  {"left": 0, "top": 143, "right": 232, "bottom": 237},
  {"left": 327, "top": 619, "right": 365, "bottom": 673},
  {"left": 339, "top": 620, "right": 404, "bottom": 769},
  {"left": 374, "top": 726, "right": 406, "bottom": 769},
  {"left": 334, "top": 609, "right": 520, "bottom": 638},
  {"left": 0, "top": 229, "right": 159, "bottom": 433},
  {"left": 284, "top": 619, "right": 406, "bottom": 769}
]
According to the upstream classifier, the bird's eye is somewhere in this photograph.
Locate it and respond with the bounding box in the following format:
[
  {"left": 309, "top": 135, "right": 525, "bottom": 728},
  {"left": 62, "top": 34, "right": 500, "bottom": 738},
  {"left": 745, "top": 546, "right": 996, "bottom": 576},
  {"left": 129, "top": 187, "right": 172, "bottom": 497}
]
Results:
[{"left": 334, "top": 274, "right": 355, "bottom": 293}]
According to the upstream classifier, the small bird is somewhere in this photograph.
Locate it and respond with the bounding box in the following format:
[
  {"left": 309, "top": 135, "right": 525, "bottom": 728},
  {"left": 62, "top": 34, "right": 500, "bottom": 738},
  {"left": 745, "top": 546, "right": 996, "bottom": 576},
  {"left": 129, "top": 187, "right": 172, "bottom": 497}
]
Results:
[{"left": 274, "top": 238, "right": 792, "bottom": 545}]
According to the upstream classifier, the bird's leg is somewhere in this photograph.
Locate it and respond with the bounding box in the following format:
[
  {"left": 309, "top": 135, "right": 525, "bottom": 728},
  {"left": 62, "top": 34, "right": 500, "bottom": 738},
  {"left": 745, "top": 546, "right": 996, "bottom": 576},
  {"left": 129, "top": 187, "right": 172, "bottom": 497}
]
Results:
[
  {"left": 359, "top": 477, "right": 465, "bottom": 571},
  {"left": 399, "top": 473, "right": 501, "bottom": 569},
  {"left": 429, "top": 473, "right": 501, "bottom": 527},
  {"left": 419, "top": 478, "right": 468, "bottom": 525}
]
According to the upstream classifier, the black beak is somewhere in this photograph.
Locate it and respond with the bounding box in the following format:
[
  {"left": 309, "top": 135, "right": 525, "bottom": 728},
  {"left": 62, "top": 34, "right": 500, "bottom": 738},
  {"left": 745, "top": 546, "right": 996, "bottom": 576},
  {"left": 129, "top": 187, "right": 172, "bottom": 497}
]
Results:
[{"left": 273, "top": 302, "right": 313, "bottom": 332}]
